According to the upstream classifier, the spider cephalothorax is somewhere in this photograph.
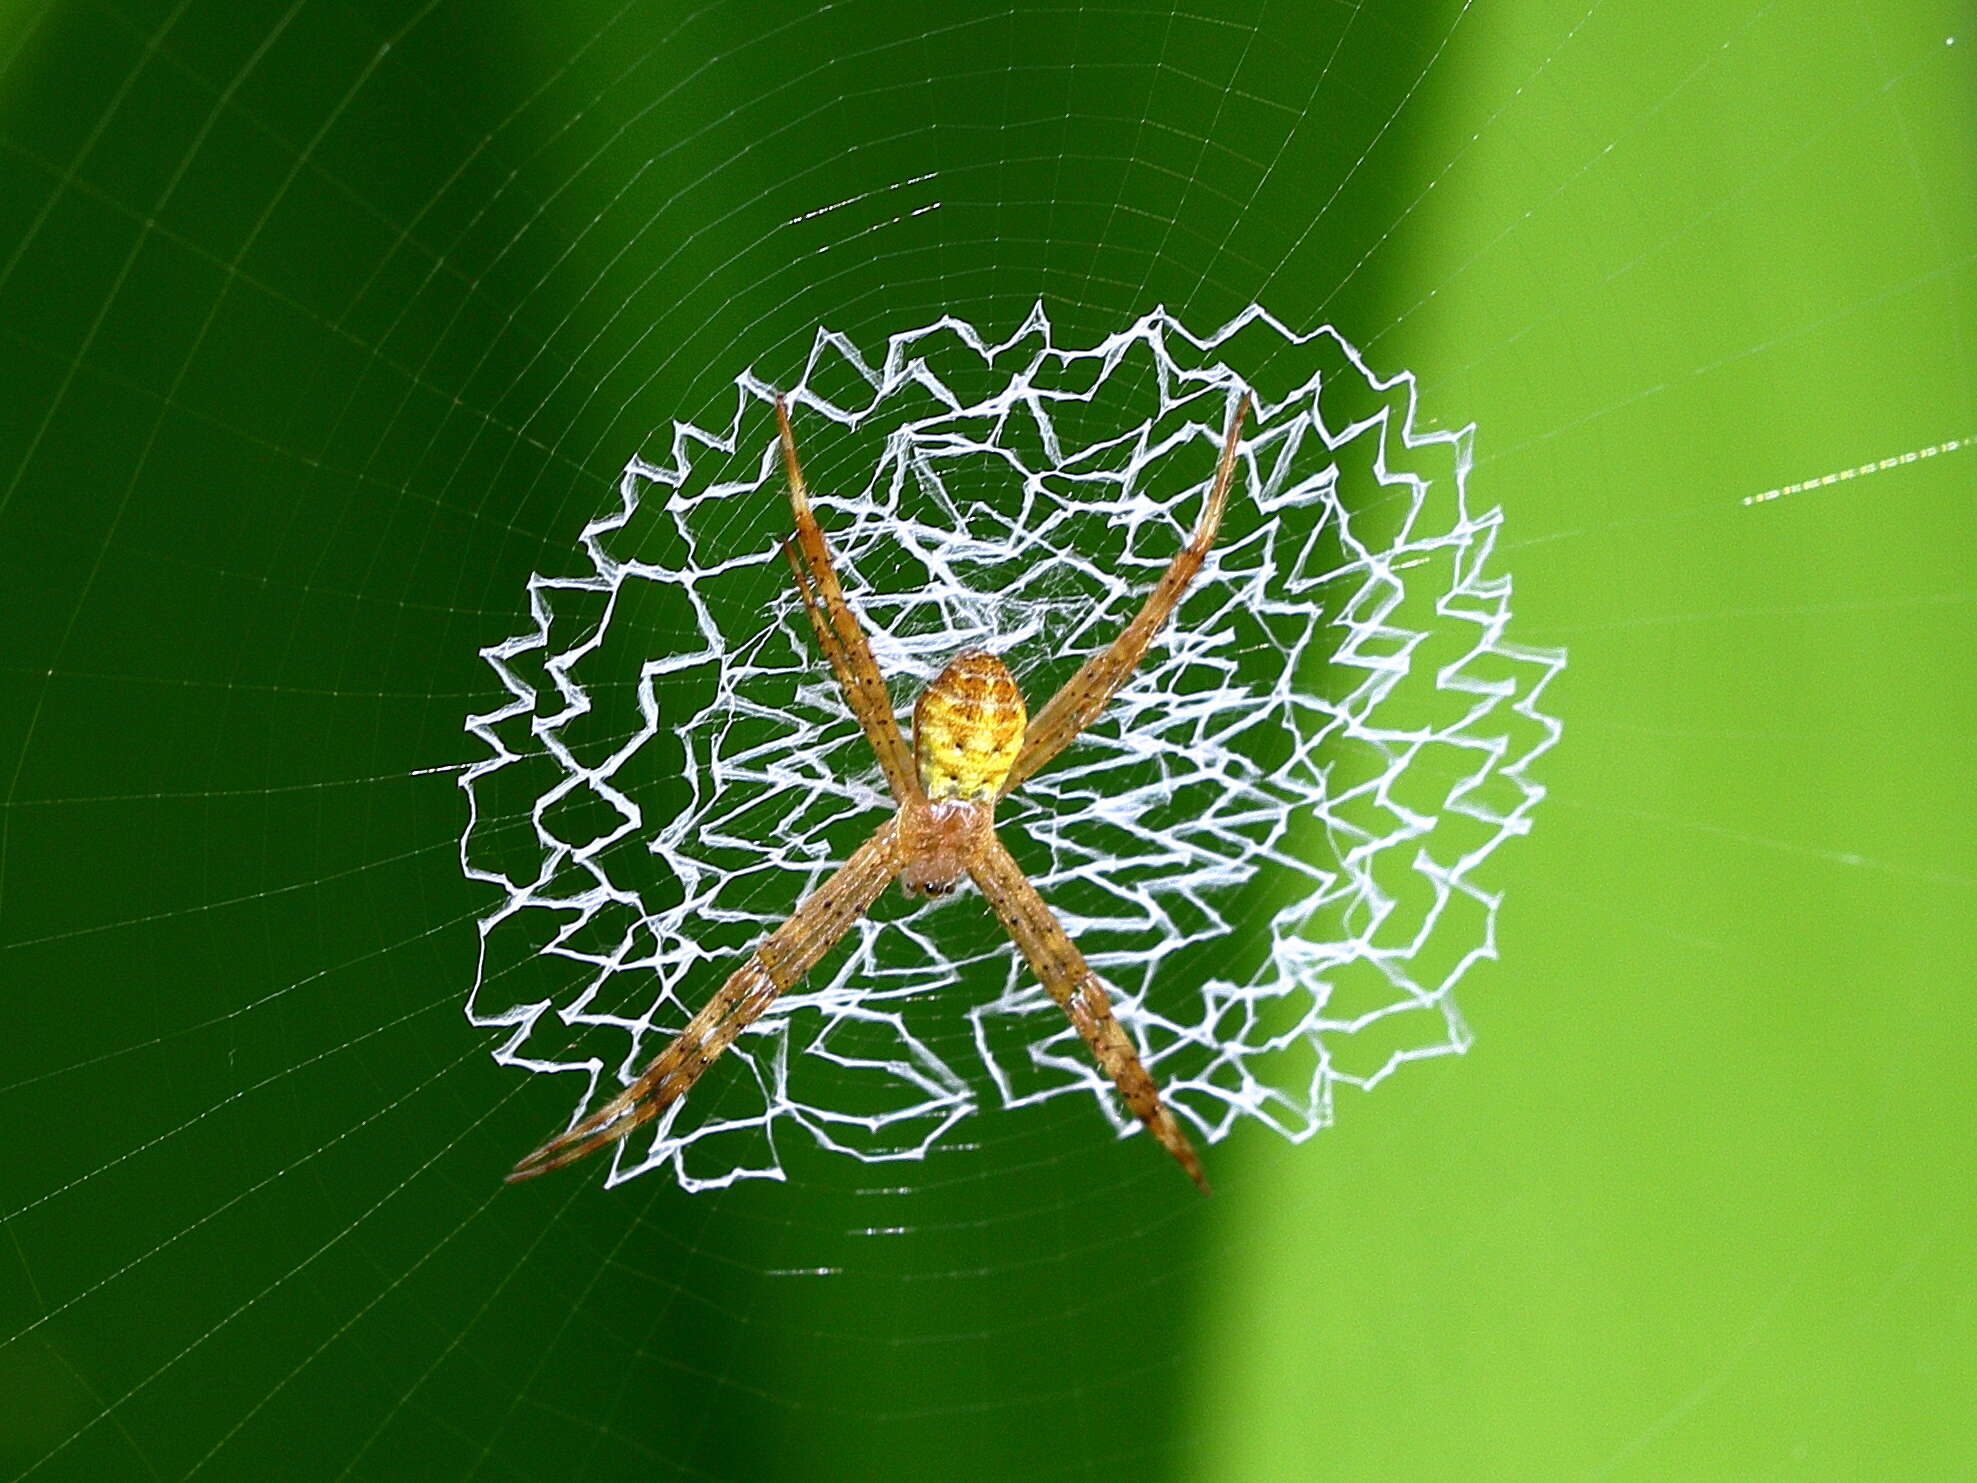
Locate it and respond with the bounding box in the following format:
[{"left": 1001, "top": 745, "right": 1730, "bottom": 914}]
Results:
[{"left": 509, "top": 392, "right": 1251, "bottom": 1191}]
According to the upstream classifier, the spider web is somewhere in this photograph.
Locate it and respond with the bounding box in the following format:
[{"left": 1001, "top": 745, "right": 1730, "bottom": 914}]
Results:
[
  {"left": 461, "top": 305, "right": 1564, "bottom": 1189},
  {"left": 3, "top": 0, "right": 1968, "bottom": 1476}
]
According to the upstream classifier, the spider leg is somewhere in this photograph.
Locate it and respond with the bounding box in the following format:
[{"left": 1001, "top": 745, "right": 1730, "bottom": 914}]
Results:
[
  {"left": 968, "top": 833, "right": 1210, "bottom": 1194},
  {"left": 1001, "top": 393, "right": 1251, "bottom": 796},
  {"left": 782, "top": 539, "right": 883, "bottom": 761},
  {"left": 775, "top": 395, "right": 922, "bottom": 804},
  {"left": 507, "top": 818, "right": 903, "bottom": 1182}
]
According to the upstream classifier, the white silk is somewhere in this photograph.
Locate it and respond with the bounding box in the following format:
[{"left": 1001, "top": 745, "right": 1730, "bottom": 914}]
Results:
[{"left": 461, "top": 305, "right": 1566, "bottom": 1190}]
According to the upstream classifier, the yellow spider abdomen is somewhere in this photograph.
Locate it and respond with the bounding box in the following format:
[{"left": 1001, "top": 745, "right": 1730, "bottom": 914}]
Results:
[{"left": 912, "top": 649, "right": 1027, "bottom": 801}]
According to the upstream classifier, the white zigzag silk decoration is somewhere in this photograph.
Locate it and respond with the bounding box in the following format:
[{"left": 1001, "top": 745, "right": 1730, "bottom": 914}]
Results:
[{"left": 461, "top": 305, "right": 1566, "bottom": 1191}]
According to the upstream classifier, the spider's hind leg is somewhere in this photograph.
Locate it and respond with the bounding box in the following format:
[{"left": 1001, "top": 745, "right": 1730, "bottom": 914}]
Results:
[
  {"left": 772, "top": 395, "right": 921, "bottom": 804},
  {"left": 1001, "top": 392, "right": 1251, "bottom": 796}
]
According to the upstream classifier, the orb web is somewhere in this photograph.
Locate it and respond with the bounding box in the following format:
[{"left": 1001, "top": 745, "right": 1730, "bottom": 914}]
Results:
[{"left": 459, "top": 304, "right": 1565, "bottom": 1190}]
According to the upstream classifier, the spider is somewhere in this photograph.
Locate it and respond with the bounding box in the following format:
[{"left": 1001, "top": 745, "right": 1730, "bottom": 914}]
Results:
[{"left": 508, "top": 390, "right": 1252, "bottom": 1193}]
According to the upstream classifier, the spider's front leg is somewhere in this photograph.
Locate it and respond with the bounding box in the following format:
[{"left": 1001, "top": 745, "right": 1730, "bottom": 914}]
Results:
[
  {"left": 507, "top": 818, "right": 903, "bottom": 1182},
  {"left": 968, "top": 834, "right": 1210, "bottom": 1193}
]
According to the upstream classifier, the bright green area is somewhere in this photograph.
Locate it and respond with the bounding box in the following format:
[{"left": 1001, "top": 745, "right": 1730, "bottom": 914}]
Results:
[
  {"left": 0, "top": 2, "right": 1968, "bottom": 1480},
  {"left": 1193, "top": 5, "right": 1977, "bottom": 1480}
]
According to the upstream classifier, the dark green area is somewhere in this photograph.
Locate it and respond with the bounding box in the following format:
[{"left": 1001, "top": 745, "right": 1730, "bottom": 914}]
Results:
[{"left": 0, "top": 1, "right": 1970, "bottom": 1479}]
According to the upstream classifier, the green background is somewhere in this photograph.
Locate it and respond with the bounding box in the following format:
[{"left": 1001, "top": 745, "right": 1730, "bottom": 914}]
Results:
[{"left": 1, "top": 1, "right": 1971, "bottom": 1479}]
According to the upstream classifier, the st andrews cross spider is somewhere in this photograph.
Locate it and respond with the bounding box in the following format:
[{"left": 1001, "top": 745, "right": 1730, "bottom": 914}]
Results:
[{"left": 509, "top": 392, "right": 1252, "bottom": 1192}]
